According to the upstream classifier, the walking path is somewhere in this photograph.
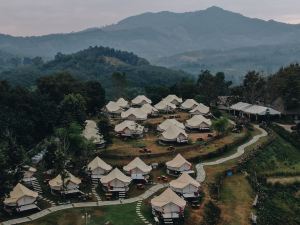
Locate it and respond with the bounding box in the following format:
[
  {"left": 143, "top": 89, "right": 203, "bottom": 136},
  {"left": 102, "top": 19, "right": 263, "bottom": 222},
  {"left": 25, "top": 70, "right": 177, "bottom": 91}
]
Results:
[
  {"left": 195, "top": 125, "right": 268, "bottom": 182},
  {"left": 1, "top": 184, "right": 168, "bottom": 225},
  {"left": 2, "top": 125, "right": 267, "bottom": 225}
]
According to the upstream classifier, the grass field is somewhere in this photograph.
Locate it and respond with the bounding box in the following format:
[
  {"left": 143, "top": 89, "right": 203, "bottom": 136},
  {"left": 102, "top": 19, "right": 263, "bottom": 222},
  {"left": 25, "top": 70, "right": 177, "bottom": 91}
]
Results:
[
  {"left": 219, "top": 174, "right": 254, "bottom": 225},
  {"left": 21, "top": 204, "right": 145, "bottom": 225}
]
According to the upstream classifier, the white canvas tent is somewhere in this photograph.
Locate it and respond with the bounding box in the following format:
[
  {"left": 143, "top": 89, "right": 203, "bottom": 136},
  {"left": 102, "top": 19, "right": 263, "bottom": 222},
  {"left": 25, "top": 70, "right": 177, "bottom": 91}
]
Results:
[
  {"left": 104, "top": 101, "right": 124, "bottom": 115},
  {"left": 163, "top": 95, "right": 183, "bottom": 105},
  {"left": 185, "top": 115, "right": 212, "bottom": 130},
  {"left": 123, "top": 157, "right": 152, "bottom": 180},
  {"left": 151, "top": 188, "right": 186, "bottom": 219},
  {"left": 88, "top": 156, "right": 112, "bottom": 179},
  {"left": 121, "top": 108, "right": 148, "bottom": 121},
  {"left": 100, "top": 168, "right": 132, "bottom": 192},
  {"left": 159, "top": 124, "right": 188, "bottom": 143},
  {"left": 154, "top": 100, "right": 177, "bottom": 112},
  {"left": 140, "top": 103, "right": 159, "bottom": 116},
  {"left": 166, "top": 154, "right": 192, "bottom": 176},
  {"left": 157, "top": 119, "right": 185, "bottom": 132},
  {"left": 189, "top": 103, "right": 210, "bottom": 115},
  {"left": 131, "top": 95, "right": 152, "bottom": 106},
  {"left": 49, "top": 171, "right": 82, "bottom": 194},
  {"left": 180, "top": 99, "right": 199, "bottom": 110},
  {"left": 114, "top": 120, "right": 144, "bottom": 137},
  {"left": 116, "top": 98, "right": 129, "bottom": 108},
  {"left": 82, "top": 120, "right": 105, "bottom": 146},
  {"left": 4, "top": 183, "right": 39, "bottom": 212},
  {"left": 169, "top": 173, "right": 200, "bottom": 198}
]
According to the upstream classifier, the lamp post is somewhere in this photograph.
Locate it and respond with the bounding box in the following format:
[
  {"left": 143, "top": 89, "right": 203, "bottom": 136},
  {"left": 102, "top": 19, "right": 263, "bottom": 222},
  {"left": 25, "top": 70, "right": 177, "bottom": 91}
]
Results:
[{"left": 82, "top": 211, "right": 91, "bottom": 225}]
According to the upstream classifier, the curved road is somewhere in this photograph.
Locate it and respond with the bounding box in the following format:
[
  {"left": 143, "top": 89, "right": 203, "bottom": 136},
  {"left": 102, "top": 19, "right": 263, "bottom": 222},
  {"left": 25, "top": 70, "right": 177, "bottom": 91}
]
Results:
[
  {"left": 196, "top": 125, "right": 268, "bottom": 182},
  {"left": 2, "top": 125, "right": 267, "bottom": 225}
]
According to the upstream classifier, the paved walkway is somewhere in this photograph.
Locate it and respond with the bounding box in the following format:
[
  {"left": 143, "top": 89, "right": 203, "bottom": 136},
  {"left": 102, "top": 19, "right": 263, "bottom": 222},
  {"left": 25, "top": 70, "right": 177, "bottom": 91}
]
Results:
[
  {"left": 1, "top": 184, "right": 167, "bottom": 225},
  {"left": 196, "top": 125, "right": 268, "bottom": 182}
]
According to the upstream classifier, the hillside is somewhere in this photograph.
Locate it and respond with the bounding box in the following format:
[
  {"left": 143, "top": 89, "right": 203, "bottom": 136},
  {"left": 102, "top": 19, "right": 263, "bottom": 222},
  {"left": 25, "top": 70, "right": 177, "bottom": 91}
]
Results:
[
  {"left": 154, "top": 44, "right": 300, "bottom": 83},
  {"left": 0, "top": 46, "right": 187, "bottom": 97},
  {"left": 1, "top": 6, "right": 300, "bottom": 61}
]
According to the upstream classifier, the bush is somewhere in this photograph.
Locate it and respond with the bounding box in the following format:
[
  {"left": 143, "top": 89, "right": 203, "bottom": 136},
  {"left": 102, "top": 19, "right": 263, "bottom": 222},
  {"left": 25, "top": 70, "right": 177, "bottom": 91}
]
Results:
[{"left": 202, "top": 201, "right": 221, "bottom": 225}]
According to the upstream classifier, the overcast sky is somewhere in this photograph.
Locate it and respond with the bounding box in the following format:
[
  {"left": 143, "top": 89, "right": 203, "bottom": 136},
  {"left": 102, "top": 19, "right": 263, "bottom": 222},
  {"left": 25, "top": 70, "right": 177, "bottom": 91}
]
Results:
[{"left": 1, "top": 0, "right": 300, "bottom": 36}]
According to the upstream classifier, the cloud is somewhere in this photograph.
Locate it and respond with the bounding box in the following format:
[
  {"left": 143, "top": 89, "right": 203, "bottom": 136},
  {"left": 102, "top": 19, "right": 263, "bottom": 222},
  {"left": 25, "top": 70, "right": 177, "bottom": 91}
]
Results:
[{"left": 0, "top": 0, "right": 299, "bottom": 36}]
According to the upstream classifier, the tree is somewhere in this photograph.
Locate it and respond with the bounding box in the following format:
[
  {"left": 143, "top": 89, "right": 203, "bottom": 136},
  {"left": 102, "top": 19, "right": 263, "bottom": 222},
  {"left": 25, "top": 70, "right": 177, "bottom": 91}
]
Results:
[
  {"left": 243, "top": 71, "right": 266, "bottom": 104},
  {"left": 202, "top": 201, "right": 221, "bottom": 225},
  {"left": 111, "top": 72, "right": 127, "bottom": 98},
  {"left": 212, "top": 117, "right": 229, "bottom": 136},
  {"left": 97, "top": 115, "right": 112, "bottom": 145},
  {"left": 82, "top": 81, "right": 106, "bottom": 115},
  {"left": 59, "top": 93, "right": 87, "bottom": 126}
]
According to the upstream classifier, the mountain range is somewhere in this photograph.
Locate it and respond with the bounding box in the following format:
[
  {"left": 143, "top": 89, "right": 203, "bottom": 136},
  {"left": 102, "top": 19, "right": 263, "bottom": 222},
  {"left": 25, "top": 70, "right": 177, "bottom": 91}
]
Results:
[{"left": 0, "top": 6, "right": 300, "bottom": 81}]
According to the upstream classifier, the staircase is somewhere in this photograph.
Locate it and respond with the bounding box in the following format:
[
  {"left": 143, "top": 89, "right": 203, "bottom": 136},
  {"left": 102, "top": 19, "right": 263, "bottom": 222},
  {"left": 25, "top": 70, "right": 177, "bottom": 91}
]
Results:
[
  {"left": 163, "top": 218, "right": 173, "bottom": 224},
  {"left": 31, "top": 179, "right": 43, "bottom": 194},
  {"left": 91, "top": 179, "right": 101, "bottom": 202},
  {"left": 118, "top": 191, "right": 126, "bottom": 199}
]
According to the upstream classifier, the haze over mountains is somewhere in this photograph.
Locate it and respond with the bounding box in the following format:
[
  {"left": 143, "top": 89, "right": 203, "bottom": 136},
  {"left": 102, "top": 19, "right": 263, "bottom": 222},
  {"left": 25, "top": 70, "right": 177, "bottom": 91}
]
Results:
[{"left": 0, "top": 6, "right": 300, "bottom": 81}]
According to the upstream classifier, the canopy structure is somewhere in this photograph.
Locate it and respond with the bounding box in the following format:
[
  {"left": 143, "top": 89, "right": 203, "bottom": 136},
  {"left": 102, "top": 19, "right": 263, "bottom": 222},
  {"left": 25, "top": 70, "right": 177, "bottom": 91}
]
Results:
[
  {"left": 114, "top": 120, "right": 144, "bottom": 137},
  {"left": 151, "top": 188, "right": 186, "bottom": 217},
  {"left": 163, "top": 95, "right": 183, "bottom": 105},
  {"left": 82, "top": 120, "right": 105, "bottom": 145},
  {"left": 140, "top": 103, "right": 159, "bottom": 116},
  {"left": 4, "top": 183, "right": 38, "bottom": 208},
  {"left": 230, "top": 102, "right": 252, "bottom": 111},
  {"left": 157, "top": 119, "right": 185, "bottom": 132},
  {"left": 121, "top": 108, "right": 148, "bottom": 121},
  {"left": 189, "top": 103, "right": 210, "bottom": 115},
  {"left": 123, "top": 157, "right": 152, "bottom": 178},
  {"left": 159, "top": 124, "right": 188, "bottom": 143},
  {"left": 116, "top": 98, "right": 129, "bottom": 108},
  {"left": 131, "top": 95, "right": 152, "bottom": 106},
  {"left": 180, "top": 99, "right": 199, "bottom": 110},
  {"left": 104, "top": 101, "right": 123, "bottom": 114},
  {"left": 100, "top": 168, "right": 132, "bottom": 192},
  {"left": 154, "top": 100, "right": 177, "bottom": 112},
  {"left": 169, "top": 173, "right": 200, "bottom": 197},
  {"left": 166, "top": 154, "right": 192, "bottom": 173},
  {"left": 88, "top": 156, "right": 112, "bottom": 178},
  {"left": 185, "top": 115, "right": 212, "bottom": 130},
  {"left": 49, "top": 171, "right": 81, "bottom": 192},
  {"left": 241, "top": 105, "right": 281, "bottom": 116}
]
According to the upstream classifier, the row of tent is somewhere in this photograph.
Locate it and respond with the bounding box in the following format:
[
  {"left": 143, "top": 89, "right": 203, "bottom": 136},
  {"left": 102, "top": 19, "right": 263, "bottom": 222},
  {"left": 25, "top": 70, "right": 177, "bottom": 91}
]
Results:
[
  {"left": 104, "top": 95, "right": 210, "bottom": 119},
  {"left": 4, "top": 154, "right": 199, "bottom": 215}
]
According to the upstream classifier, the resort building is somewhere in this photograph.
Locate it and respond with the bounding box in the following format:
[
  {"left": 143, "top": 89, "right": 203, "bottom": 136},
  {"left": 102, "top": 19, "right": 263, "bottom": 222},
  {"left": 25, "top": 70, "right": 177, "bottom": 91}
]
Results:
[
  {"left": 131, "top": 95, "right": 152, "bottom": 106},
  {"left": 123, "top": 157, "right": 152, "bottom": 180},
  {"left": 189, "top": 103, "right": 210, "bottom": 116},
  {"left": 104, "top": 101, "right": 124, "bottom": 116},
  {"left": 114, "top": 120, "right": 144, "bottom": 137},
  {"left": 157, "top": 119, "right": 185, "bottom": 132},
  {"left": 166, "top": 154, "right": 192, "bottom": 176},
  {"left": 154, "top": 100, "right": 177, "bottom": 113},
  {"left": 163, "top": 95, "right": 183, "bottom": 106},
  {"left": 185, "top": 115, "right": 212, "bottom": 131},
  {"left": 159, "top": 124, "right": 188, "bottom": 143},
  {"left": 121, "top": 108, "right": 148, "bottom": 121},
  {"left": 100, "top": 168, "right": 132, "bottom": 192},
  {"left": 180, "top": 99, "right": 199, "bottom": 111},
  {"left": 87, "top": 156, "right": 112, "bottom": 179}
]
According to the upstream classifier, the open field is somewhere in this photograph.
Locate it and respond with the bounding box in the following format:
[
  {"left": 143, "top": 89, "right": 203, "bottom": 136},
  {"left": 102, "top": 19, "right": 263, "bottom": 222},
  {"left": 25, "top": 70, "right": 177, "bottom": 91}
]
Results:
[{"left": 219, "top": 174, "right": 253, "bottom": 225}]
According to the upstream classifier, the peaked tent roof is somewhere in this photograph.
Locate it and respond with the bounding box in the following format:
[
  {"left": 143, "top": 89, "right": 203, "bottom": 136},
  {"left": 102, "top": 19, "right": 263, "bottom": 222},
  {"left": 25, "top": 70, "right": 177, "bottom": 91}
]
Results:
[
  {"left": 189, "top": 103, "right": 210, "bottom": 114},
  {"left": 160, "top": 124, "right": 188, "bottom": 141},
  {"left": 116, "top": 98, "right": 129, "bottom": 108},
  {"left": 181, "top": 99, "right": 199, "bottom": 109},
  {"left": 121, "top": 108, "right": 148, "bottom": 120},
  {"left": 88, "top": 156, "right": 112, "bottom": 171},
  {"left": 131, "top": 95, "right": 152, "bottom": 105},
  {"left": 100, "top": 168, "right": 132, "bottom": 184},
  {"left": 140, "top": 103, "right": 158, "bottom": 114},
  {"left": 158, "top": 119, "right": 185, "bottom": 131},
  {"left": 151, "top": 188, "right": 186, "bottom": 208},
  {"left": 114, "top": 120, "right": 144, "bottom": 133},
  {"left": 169, "top": 172, "right": 200, "bottom": 189},
  {"left": 49, "top": 171, "right": 81, "bottom": 188},
  {"left": 163, "top": 95, "right": 183, "bottom": 104},
  {"left": 123, "top": 157, "right": 152, "bottom": 173},
  {"left": 166, "top": 154, "right": 191, "bottom": 168},
  {"left": 105, "top": 101, "right": 123, "bottom": 113},
  {"left": 154, "top": 100, "right": 177, "bottom": 111},
  {"left": 4, "top": 183, "right": 38, "bottom": 205},
  {"left": 186, "top": 115, "right": 212, "bottom": 127}
]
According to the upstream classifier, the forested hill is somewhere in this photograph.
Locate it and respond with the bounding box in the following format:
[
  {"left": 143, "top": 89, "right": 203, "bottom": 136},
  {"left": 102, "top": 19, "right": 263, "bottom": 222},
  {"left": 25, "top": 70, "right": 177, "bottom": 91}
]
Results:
[{"left": 0, "top": 46, "right": 187, "bottom": 97}]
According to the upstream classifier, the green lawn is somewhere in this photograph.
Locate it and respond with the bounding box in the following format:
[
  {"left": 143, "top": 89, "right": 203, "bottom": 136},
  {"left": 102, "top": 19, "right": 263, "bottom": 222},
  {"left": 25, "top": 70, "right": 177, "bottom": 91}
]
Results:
[{"left": 21, "top": 204, "right": 145, "bottom": 225}]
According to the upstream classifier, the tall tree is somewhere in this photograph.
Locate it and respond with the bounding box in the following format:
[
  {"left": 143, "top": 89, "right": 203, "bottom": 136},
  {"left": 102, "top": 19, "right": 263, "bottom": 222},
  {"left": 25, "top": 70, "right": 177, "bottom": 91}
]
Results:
[
  {"left": 111, "top": 72, "right": 127, "bottom": 98},
  {"left": 243, "top": 71, "right": 266, "bottom": 104}
]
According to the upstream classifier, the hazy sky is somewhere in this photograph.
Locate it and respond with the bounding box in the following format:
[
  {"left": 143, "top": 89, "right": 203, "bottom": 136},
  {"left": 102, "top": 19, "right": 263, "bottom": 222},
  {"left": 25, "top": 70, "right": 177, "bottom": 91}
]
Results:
[{"left": 1, "top": 0, "right": 300, "bottom": 36}]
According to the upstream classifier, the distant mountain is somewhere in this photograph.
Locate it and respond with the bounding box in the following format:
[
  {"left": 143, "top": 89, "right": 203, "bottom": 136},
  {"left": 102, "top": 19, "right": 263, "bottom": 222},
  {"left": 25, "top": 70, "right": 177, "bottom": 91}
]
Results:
[
  {"left": 0, "top": 46, "right": 187, "bottom": 97},
  {"left": 154, "top": 44, "right": 300, "bottom": 83},
  {"left": 1, "top": 6, "right": 300, "bottom": 60}
]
